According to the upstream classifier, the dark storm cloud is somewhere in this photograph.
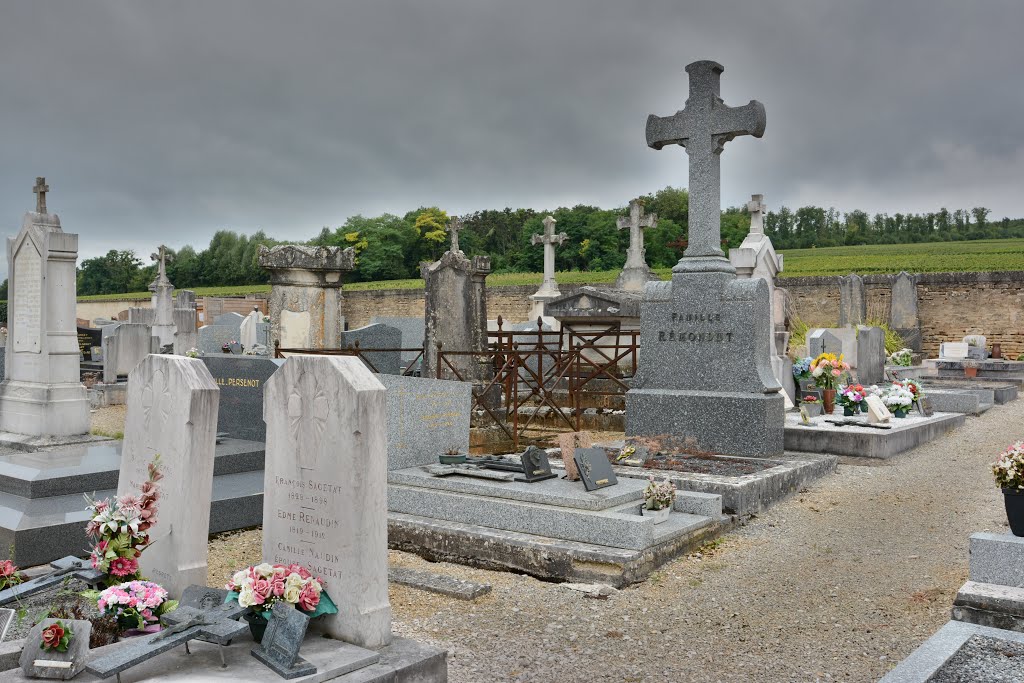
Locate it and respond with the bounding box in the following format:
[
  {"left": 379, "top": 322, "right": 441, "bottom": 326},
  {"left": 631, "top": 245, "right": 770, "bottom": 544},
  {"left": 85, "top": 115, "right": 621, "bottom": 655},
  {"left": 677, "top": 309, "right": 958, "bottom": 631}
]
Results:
[{"left": 1, "top": 0, "right": 1021, "bottom": 275}]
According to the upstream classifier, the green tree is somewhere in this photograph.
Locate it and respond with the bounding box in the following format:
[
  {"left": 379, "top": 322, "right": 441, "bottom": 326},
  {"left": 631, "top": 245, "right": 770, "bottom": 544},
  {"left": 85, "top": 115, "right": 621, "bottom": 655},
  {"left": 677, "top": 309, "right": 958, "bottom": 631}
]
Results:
[{"left": 77, "top": 250, "right": 143, "bottom": 295}]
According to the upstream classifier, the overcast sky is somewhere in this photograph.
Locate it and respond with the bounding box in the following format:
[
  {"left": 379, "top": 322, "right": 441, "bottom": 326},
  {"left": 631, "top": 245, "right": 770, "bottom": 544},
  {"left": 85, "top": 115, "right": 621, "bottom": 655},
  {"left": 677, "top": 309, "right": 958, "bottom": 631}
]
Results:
[{"left": 1, "top": 1, "right": 1022, "bottom": 277}]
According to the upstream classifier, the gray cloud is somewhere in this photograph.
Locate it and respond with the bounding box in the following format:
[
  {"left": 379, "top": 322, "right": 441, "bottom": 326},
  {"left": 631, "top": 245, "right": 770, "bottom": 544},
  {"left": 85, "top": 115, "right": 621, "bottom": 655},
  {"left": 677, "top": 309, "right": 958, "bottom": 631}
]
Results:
[{"left": 1, "top": 0, "right": 1021, "bottom": 278}]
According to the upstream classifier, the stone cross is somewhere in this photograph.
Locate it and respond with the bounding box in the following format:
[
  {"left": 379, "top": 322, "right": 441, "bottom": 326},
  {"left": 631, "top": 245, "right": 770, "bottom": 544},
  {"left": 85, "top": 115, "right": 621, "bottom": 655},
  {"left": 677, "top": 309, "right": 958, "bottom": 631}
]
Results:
[
  {"left": 646, "top": 60, "right": 765, "bottom": 270},
  {"left": 617, "top": 200, "right": 657, "bottom": 269},
  {"left": 448, "top": 216, "right": 463, "bottom": 254},
  {"left": 531, "top": 216, "right": 568, "bottom": 297},
  {"left": 33, "top": 177, "right": 49, "bottom": 214},
  {"left": 747, "top": 194, "right": 766, "bottom": 235},
  {"left": 150, "top": 244, "right": 173, "bottom": 283}
]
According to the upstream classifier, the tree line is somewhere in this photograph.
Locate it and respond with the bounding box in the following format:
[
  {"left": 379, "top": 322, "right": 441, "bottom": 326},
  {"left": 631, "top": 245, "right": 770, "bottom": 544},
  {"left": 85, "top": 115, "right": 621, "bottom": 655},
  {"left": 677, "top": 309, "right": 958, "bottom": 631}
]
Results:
[{"left": 69, "top": 187, "right": 1024, "bottom": 296}]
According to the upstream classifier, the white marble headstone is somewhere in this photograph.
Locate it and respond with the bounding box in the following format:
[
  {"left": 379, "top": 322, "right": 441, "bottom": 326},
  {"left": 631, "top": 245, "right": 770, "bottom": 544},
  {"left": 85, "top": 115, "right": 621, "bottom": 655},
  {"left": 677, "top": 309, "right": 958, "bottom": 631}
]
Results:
[
  {"left": 939, "top": 342, "right": 970, "bottom": 360},
  {"left": 262, "top": 356, "right": 392, "bottom": 648},
  {"left": 118, "top": 355, "right": 219, "bottom": 598}
]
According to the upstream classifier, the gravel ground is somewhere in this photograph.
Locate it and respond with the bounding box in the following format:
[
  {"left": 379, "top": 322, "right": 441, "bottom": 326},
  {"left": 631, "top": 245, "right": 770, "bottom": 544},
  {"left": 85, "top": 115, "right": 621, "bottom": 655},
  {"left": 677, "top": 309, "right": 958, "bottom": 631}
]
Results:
[
  {"left": 90, "top": 404, "right": 126, "bottom": 438},
  {"left": 196, "top": 400, "right": 1016, "bottom": 682}
]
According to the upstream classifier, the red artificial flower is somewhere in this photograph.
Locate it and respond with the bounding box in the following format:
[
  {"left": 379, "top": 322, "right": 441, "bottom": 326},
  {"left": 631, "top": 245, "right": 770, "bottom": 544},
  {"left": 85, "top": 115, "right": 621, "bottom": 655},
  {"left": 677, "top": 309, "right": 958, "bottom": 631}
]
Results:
[
  {"left": 109, "top": 557, "right": 138, "bottom": 577},
  {"left": 40, "top": 623, "right": 67, "bottom": 651}
]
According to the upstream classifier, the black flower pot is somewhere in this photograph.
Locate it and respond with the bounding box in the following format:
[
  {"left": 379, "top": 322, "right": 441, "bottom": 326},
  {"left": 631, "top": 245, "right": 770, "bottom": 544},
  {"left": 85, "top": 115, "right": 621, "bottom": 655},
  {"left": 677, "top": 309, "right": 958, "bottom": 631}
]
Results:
[
  {"left": 243, "top": 611, "right": 269, "bottom": 642},
  {"left": 1004, "top": 488, "right": 1024, "bottom": 537}
]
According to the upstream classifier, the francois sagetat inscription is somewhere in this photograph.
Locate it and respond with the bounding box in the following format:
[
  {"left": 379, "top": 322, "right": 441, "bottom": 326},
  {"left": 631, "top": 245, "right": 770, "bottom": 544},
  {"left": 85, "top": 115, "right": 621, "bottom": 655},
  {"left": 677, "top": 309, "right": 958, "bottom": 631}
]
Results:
[{"left": 657, "top": 311, "right": 734, "bottom": 343}]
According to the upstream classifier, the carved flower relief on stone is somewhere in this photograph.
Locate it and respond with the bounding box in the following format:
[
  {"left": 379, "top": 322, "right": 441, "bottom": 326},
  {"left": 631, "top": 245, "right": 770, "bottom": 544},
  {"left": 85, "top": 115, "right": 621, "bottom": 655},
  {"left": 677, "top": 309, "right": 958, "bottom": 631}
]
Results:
[
  {"left": 287, "top": 370, "right": 329, "bottom": 470},
  {"left": 140, "top": 367, "right": 174, "bottom": 457}
]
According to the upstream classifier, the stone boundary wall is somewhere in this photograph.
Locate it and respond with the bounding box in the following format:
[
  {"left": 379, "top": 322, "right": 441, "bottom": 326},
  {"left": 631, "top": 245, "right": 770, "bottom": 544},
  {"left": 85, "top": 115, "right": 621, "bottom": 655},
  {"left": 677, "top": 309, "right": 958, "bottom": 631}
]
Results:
[
  {"left": 781, "top": 271, "right": 1024, "bottom": 358},
  {"left": 73, "top": 272, "right": 1024, "bottom": 358}
]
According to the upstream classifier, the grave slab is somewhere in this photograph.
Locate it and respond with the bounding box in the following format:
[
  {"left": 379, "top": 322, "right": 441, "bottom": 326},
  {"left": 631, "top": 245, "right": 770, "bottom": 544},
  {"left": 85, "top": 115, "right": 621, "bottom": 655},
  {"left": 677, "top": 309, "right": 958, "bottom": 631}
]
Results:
[
  {"left": 784, "top": 411, "right": 964, "bottom": 459},
  {"left": 879, "top": 621, "right": 1024, "bottom": 683},
  {"left": 925, "top": 388, "right": 993, "bottom": 415},
  {"left": 968, "top": 532, "right": 1024, "bottom": 587},
  {"left": 388, "top": 567, "right": 492, "bottom": 600}
]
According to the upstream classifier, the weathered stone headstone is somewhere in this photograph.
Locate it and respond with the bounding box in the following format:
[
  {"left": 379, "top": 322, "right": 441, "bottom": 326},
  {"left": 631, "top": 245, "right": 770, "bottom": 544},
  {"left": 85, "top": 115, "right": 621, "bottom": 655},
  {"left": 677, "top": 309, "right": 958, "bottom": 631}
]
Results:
[
  {"left": 421, "top": 251, "right": 491, "bottom": 384},
  {"left": 202, "top": 355, "right": 283, "bottom": 442},
  {"left": 340, "top": 323, "right": 402, "bottom": 375},
  {"left": 854, "top": 325, "right": 885, "bottom": 384},
  {"left": 890, "top": 271, "right": 921, "bottom": 351},
  {"left": 197, "top": 325, "right": 241, "bottom": 355},
  {"left": 865, "top": 395, "right": 892, "bottom": 424},
  {"left": 0, "top": 178, "right": 90, "bottom": 437},
  {"left": 627, "top": 60, "right": 782, "bottom": 457},
  {"left": 102, "top": 323, "right": 159, "bottom": 383},
  {"left": 808, "top": 329, "right": 843, "bottom": 359},
  {"left": 119, "top": 355, "right": 219, "bottom": 598},
  {"left": 263, "top": 355, "right": 391, "bottom": 648},
  {"left": 172, "top": 290, "right": 198, "bottom": 356},
  {"left": 530, "top": 215, "right": 568, "bottom": 301},
  {"left": 381, "top": 374, "right": 471, "bottom": 470},
  {"left": 615, "top": 200, "right": 658, "bottom": 292},
  {"left": 838, "top": 273, "right": 866, "bottom": 327},
  {"left": 258, "top": 244, "right": 355, "bottom": 350},
  {"left": 148, "top": 245, "right": 176, "bottom": 348}
]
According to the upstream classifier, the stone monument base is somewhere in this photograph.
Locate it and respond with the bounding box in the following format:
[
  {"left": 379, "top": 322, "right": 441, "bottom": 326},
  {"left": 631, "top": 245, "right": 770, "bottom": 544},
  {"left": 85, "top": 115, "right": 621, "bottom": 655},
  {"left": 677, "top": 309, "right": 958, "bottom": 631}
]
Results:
[
  {"left": 626, "top": 389, "right": 784, "bottom": 457},
  {"left": 0, "top": 380, "right": 90, "bottom": 438}
]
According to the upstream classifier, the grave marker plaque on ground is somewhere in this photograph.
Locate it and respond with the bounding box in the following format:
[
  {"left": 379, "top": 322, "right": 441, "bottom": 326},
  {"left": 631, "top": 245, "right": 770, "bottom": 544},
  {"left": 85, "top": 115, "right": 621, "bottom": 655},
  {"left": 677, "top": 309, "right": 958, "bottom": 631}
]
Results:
[
  {"left": 250, "top": 602, "right": 316, "bottom": 679},
  {"left": 517, "top": 446, "right": 557, "bottom": 483},
  {"left": 263, "top": 355, "right": 392, "bottom": 648},
  {"left": 20, "top": 618, "right": 91, "bottom": 680},
  {"left": 573, "top": 447, "right": 618, "bottom": 491}
]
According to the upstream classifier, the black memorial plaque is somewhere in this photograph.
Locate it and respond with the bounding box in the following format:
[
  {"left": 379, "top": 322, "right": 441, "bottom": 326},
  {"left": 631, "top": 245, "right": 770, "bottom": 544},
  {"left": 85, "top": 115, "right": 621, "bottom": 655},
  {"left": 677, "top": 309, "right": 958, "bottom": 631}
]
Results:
[{"left": 573, "top": 447, "right": 618, "bottom": 491}]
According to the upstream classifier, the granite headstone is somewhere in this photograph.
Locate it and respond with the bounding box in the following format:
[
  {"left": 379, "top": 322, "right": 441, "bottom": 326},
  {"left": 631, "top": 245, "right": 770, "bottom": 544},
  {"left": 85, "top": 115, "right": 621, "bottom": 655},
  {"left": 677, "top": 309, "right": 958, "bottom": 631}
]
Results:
[
  {"left": 340, "top": 323, "right": 402, "bottom": 375},
  {"left": 379, "top": 374, "right": 471, "bottom": 470},
  {"left": 202, "top": 356, "right": 283, "bottom": 442}
]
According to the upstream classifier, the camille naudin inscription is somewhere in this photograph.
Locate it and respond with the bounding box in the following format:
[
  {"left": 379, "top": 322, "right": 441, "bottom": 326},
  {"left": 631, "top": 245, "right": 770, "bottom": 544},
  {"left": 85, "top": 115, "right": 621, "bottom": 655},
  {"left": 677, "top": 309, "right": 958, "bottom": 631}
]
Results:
[
  {"left": 658, "top": 311, "right": 734, "bottom": 343},
  {"left": 272, "top": 476, "right": 343, "bottom": 579}
]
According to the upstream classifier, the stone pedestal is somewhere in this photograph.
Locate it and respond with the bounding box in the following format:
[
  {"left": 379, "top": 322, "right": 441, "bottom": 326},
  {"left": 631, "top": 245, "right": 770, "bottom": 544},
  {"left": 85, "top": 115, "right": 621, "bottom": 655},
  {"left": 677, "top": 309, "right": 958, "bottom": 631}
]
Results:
[
  {"left": 263, "top": 356, "right": 392, "bottom": 648},
  {"left": 421, "top": 251, "right": 492, "bottom": 384},
  {"left": 257, "top": 245, "right": 355, "bottom": 350},
  {"left": 0, "top": 211, "right": 89, "bottom": 437},
  {"left": 118, "top": 355, "right": 219, "bottom": 598},
  {"left": 625, "top": 269, "right": 784, "bottom": 457}
]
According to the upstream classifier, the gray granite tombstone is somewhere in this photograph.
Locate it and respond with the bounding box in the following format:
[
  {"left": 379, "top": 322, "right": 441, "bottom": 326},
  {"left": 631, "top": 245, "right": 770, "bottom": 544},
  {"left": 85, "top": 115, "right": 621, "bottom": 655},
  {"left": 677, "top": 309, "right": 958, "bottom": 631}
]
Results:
[
  {"left": 838, "top": 273, "right": 866, "bottom": 327},
  {"left": 202, "top": 356, "right": 284, "bottom": 442},
  {"left": 198, "top": 325, "right": 242, "bottom": 355},
  {"left": 626, "top": 60, "right": 782, "bottom": 458},
  {"left": 213, "top": 312, "right": 246, "bottom": 329},
  {"left": 19, "top": 618, "right": 90, "bottom": 680},
  {"left": 854, "top": 325, "right": 885, "bottom": 384},
  {"left": 573, "top": 447, "right": 618, "bottom": 492},
  {"left": 250, "top": 602, "right": 316, "bottom": 679},
  {"left": 179, "top": 585, "right": 230, "bottom": 611},
  {"left": 379, "top": 374, "right": 472, "bottom": 469},
  {"left": 890, "top": 271, "right": 921, "bottom": 351},
  {"left": 808, "top": 329, "right": 843, "bottom": 359},
  {"left": 340, "top": 323, "right": 402, "bottom": 375},
  {"left": 370, "top": 316, "right": 426, "bottom": 365}
]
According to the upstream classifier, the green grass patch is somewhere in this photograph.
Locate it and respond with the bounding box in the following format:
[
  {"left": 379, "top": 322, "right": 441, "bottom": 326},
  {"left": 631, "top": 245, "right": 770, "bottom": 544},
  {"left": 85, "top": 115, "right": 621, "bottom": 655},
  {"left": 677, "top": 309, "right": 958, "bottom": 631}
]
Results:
[{"left": 74, "top": 239, "right": 1024, "bottom": 300}]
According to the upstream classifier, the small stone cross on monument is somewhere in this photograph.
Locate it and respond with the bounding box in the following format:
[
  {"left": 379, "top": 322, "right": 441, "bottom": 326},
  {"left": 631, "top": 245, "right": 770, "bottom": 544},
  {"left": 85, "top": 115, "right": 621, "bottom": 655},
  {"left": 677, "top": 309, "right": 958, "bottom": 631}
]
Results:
[
  {"left": 448, "top": 216, "right": 463, "bottom": 254},
  {"left": 747, "top": 194, "right": 766, "bottom": 235},
  {"left": 646, "top": 60, "right": 765, "bottom": 272},
  {"left": 33, "top": 177, "right": 49, "bottom": 214},
  {"left": 151, "top": 245, "right": 173, "bottom": 282},
  {"left": 618, "top": 199, "right": 657, "bottom": 269},
  {"left": 531, "top": 216, "right": 568, "bottom": 298}
]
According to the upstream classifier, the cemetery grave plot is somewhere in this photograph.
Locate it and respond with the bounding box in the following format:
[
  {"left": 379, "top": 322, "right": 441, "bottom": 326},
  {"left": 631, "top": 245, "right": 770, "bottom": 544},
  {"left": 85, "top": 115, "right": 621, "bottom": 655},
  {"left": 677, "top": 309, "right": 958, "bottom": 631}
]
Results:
[
  {"left": 642, "top": 453, "right": 777, "bottom": 477},
  {"left": 784, "top": 410, "right": 965, "bottom": 459}
]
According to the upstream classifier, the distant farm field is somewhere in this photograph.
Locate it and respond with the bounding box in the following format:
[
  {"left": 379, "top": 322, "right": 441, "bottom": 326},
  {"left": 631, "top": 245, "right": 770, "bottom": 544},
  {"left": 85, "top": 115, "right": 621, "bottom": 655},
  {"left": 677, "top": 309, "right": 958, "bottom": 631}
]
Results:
[{"left": 75, "top": 239, "right": 1024, "bottom": 300}]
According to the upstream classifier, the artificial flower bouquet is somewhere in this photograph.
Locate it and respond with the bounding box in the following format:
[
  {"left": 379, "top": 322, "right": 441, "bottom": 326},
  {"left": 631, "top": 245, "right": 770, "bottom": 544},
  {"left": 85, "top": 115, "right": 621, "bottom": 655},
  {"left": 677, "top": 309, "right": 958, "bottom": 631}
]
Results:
[
  {"left": 810, "top": 353, "right": 851, "bottom": 390},
  {"left": 642, "top": 475, "right": 676, "bottom": 511},
  {"left": 889, "top": 348, "right": 913, "bottom": 367},
  {"left": 993, "top": 442, "right": 1024, "bottom": 491},
  {"left": 892, "top": 378, "right": 923, "bottom": 403},
  {"left": 882, "top": 385, "right": 914, "bottom": 413},
  {"left": 85, "top": 456, "right": 163, "bottom": 583},
  {"left": 95, "top": 580, "right": 177, "bottom": 633},
  {"left": 801, "top": 395, "right": 820, "bottom": 404},
  {"left": 792, "top": 356, "right": 813, "bottom": 380},
  {"left": 838, "top": 384, "right": 867, "bottom": 409},
  {"left": 0, "top": 560, "right": 25, "bottom": 591},
  {"left": 226, "top": 563, "right": 337, "bottom": 620},
  {"left": 40, "top": 620, "right": 73, "bottom": 653}
]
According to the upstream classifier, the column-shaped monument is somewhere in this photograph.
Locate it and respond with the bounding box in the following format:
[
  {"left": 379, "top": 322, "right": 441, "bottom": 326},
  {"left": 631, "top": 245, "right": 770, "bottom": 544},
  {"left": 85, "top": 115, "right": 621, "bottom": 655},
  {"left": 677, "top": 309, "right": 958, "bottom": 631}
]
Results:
[
  {"left": 421, "top": 219, "right": 491, "bottom": 383},
  {"left": 0, "top": 179, "right": 90, "bottom": 437},
  {"left": 615, "top": 200, "right": 658, "bottom": 291},
  {"left": 149, "top": 245, "right": 175, "bottom": 349},
  {"left": 258, "top": 245, "right": 355, "bottom": 350},
  {"left": 626, "top": 61, "right": 784, "bottom": 457}
]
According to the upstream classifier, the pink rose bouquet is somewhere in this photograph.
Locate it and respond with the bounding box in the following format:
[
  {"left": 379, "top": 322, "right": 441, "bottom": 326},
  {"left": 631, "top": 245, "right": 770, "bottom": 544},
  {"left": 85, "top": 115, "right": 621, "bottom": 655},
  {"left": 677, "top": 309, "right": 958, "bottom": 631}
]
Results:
[
  {"left": 226, "top": 563, "right": 336, "bottom": 618},
  {"left": 96, "top": 580, "right": 177, "bottom": 632},
  {"left": 84, "top": 456, "right": 162, "bottom": 585}
]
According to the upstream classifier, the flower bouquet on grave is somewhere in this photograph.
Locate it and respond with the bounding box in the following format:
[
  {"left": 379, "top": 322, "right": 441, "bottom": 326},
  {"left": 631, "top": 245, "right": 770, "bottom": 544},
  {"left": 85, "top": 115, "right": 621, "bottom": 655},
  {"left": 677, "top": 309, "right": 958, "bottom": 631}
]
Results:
[
  {"left": 889, "top": 348, "right": 914, "bottom": 367},
  {"left": 94, "top": 580, "right": 177, "bottom": 635},
  {"left": 792, "top": 356, "right": 814, "bottom": 381},
  {"left": 800, "top": 395, "right": 823, "bottom": 418},
  {"left": 993, "top": 442, "right": 1024, "bottom": 536},
  {"left": 838, "top": 384, "right": 867, "bottom": 416},
  {"left": 641, "top": 475, "right": 676, "bottom": 524},
  {"left": 892, "top": 378, "right": 923, "bottom": 404},
  {"left": 810, "top": 353, "right": 850, "bottom": 413},
  {"left": 882, "top": 385, "right": 914, "bottom": 417},
  {"left": 0, "top": 559, "right": 26, "bottom": 591},
  {"left": 184, "top": 347, "right": 200, "bottom": 359},
  {"left": 222, "top": 340, "right": 237, "bottom": 354},
  {"left": 84, "top": 455, "right": 163, "bottom": 586},
  {"left": 226, "top": 563, "right": 337, "bottom": 642}
]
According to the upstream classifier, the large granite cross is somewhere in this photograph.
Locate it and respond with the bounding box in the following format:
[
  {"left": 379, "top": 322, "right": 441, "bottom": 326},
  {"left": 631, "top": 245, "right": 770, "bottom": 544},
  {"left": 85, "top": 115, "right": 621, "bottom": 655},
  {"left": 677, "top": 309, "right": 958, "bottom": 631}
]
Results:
[
  {"left": 33, "top": 177, "right": 49, "bottom": 214},
  {"left": 646, "top": 60, "right": 765, "bottom": 271},
  {"left": 85, "top": 602, "right": 249, "bottom": 680},
  {"left": 747, "top": 194, "right": 766, "bottom": 235},
  {"left": 448, "top": 216, "right": 463, "bottom": 254},
  {"left": 150, "top": 244, "right": 173, "bottom": 284},
  {"left": 617, "top": 200, "right": 657, "bottom": 269},
  {"left": 531, "top": 216, "right": 567, "bottom": 297}
]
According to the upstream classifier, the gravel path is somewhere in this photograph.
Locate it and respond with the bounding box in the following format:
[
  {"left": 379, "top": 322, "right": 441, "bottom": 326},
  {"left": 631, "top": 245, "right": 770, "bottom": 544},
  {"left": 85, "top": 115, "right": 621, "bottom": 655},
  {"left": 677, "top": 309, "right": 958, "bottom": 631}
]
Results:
[{"left": 203, "top": 402, "right": 1016, "bottom": 682}]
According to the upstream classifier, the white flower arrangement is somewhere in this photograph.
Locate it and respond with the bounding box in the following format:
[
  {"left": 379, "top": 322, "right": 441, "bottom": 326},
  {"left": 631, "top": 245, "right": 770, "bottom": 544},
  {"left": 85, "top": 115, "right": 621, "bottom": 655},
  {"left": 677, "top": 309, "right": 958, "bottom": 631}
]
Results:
[
  {"left": 184, "top": 348, "right": 200, "bottom": 359},
  {"left": 882, "top": 386, "right": 914, "bottom": 409},
  {"left": 643, "top": 475, "right": 676, "bottom": 511},
  {"left": 993, "top": 442, "right": 1024, "bottom": 490},
  {"left": 889, "top": 348, "right": 913, "bottom": 366}
]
